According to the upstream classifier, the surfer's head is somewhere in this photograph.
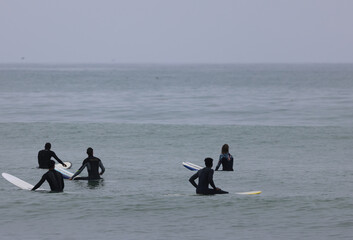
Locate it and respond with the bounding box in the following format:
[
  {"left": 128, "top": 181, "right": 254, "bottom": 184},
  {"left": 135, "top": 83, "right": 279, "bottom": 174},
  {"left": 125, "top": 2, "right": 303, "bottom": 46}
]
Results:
[
  {"left": 45, "top": 142, "right": 51, "bottom": 150},
  {"left": 87, "top": 147, "right": 93, "bottom": 157},
  {"left": 221, "top": 144, "right": 229, "bottom": 154},
  {"left": 48, "top": 160, "right": 55, "bottom": 169},
  {"left": 204, "top": 157, "right": 213, "bottom": 168}
]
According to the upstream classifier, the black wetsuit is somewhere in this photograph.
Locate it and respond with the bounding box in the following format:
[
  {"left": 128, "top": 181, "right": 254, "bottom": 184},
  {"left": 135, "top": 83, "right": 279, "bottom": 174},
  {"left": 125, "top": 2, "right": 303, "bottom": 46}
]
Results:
[
  {"left": 38, "top": 149, "right": 64, "bottom": 169},
  {"left": 189, "top": 167, "right": 228, "bottom": 195},
  {"left": 71, "top": 156, "right": 105, "bottom": 180},
  {"left": 215, "top": 153, "right": 234, "bottom": 171},
  {"left": 32, "top": 170, "right": 64, "bottom": 192}
]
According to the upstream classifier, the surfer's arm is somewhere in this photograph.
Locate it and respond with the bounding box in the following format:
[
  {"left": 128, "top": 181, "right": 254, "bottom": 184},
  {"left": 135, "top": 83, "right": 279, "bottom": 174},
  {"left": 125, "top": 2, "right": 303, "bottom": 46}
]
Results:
[
  {"left": 189, "top": 173, "right": 198, "bottom": 188},
  {"left": 70, "top": 163, "right": 87, "bottom": 179},
  {"left": 215, "top": 156, "right": 222, "bottom": 171},
  {"left": 32, "top": 175, "right": 46, "bottom": 191},
  {"left": 208, "top": 171, "right": 217, "bottom": 189},
  {"left": 52, "top": 152, "right": 65, "bottom": 166},
  {"left": 99, "top": 161, "right": 105, "bottom": 175}
]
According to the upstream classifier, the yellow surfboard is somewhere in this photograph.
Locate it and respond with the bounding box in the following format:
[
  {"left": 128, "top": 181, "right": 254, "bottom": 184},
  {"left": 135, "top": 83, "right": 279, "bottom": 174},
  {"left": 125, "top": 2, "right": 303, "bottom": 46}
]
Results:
[{"left": 236, "top": 191, "right": 262, "bottom": 195}]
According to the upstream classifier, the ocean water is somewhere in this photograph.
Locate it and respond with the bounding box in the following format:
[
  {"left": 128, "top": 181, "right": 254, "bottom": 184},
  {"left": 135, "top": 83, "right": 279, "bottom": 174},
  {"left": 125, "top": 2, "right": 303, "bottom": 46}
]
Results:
[{"left": 0, "top": 64, "right": 352, "bottom": 240}]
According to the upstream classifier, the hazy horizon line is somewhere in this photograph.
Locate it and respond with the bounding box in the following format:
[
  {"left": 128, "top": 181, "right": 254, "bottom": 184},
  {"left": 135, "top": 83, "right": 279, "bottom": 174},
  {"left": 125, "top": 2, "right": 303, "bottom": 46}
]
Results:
[{"left": 1, "top": 61, "right": 353, "bottom": 65}]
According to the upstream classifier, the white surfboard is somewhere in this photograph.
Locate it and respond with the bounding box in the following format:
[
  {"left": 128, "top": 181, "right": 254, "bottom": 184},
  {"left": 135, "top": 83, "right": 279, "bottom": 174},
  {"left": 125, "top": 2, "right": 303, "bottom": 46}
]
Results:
[
  {"left": 182, "top": 162, "right": 203, "bottom": 171},
  {"left": 54, "top": 166, "right": 77, "bottom": 179},
  {"left": 2, "top": 172, "right": 46, "bottom": 191},
  {"left": 55, "top": 161, "right": 72, "bottom": 169},
  {"left": 236, "top": 191, "right": 262, "bottom": 195}
]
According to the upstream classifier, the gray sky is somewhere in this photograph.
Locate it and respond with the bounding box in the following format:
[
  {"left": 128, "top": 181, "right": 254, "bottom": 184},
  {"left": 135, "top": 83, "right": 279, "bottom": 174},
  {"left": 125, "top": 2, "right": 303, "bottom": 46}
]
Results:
[{"left": 1, "top": 0, "right": 353, "bottom": 63}]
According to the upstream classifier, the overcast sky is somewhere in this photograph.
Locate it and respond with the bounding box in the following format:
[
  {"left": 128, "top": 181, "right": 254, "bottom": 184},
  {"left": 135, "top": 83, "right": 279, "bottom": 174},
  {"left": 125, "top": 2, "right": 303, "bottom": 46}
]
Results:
[{"left": 1, "top": 0, "right": 353, "bottom": 64}]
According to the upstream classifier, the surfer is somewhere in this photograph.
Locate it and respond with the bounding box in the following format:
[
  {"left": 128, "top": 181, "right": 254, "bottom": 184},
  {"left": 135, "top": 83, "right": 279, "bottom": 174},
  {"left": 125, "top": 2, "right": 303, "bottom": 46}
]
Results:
[
  {"left": 38, "top": 142, "right": 67, "bottom": 169},
  {"left": 215, "top": 144, "right": 234, "bottom": 171},
  {"left": 32, "top": 160, "right": 64, "bottom": 192},
  {"left": 69, "top": 147, "right": 105, "bottom": 180},
  {"left": 189, "top": 157, "right": 228, "bottom": 195}
]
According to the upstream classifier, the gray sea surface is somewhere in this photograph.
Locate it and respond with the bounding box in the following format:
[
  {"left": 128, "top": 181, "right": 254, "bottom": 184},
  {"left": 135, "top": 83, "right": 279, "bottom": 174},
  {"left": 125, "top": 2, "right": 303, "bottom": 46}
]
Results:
[{"left": 0, "top": 64, "right": 353, "bottom": 239}]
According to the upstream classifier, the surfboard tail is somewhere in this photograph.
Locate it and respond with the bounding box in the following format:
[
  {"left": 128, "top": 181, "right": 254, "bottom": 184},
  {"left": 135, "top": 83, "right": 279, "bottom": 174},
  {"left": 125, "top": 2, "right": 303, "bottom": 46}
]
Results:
[{"left": 182, "top": 162, "right": 203, "bottom": 171}]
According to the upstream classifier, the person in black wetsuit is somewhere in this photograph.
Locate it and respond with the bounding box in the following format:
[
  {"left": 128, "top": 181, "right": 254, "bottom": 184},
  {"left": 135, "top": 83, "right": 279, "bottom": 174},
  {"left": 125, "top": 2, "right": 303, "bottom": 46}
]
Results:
[
  {"left": 32, "top": 160, "right": 64, "bottom": 192},
  {"left": 189, "top": 157, "right": 228, "bottom": 195},
  {"left": 38, "top": 142, "right": 67, "bottom": 169},
  {"left": 69, "top": 147, "right": 105, "bottom": 180},
  {"left": 215, "top": 144, "right": 234, "bottom": 171}
]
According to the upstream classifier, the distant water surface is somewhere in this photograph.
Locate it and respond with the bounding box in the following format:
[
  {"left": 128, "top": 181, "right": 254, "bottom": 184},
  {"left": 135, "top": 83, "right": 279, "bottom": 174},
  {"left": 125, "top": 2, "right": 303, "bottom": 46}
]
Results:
[{"left": 1, "top": 63, "right": 352, "bottom": 126}]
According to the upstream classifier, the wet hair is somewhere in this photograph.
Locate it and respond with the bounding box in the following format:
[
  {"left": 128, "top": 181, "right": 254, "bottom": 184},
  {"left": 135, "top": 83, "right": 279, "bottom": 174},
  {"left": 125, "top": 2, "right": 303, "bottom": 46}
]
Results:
[
  {"left": 87, "top": 147, "right": 93, "bottom": 156},
  {"left": 48, "top": 160, "right": 55, "bottom": 169},
  {"left": 221, "top": 144, "right": 229, "bottom": 154},
  {"left": 204, "top": 157, "right": 213, "bottom": 167},
  {"left": 45, "top": 142, "right": 51, "bottom": 150}
]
